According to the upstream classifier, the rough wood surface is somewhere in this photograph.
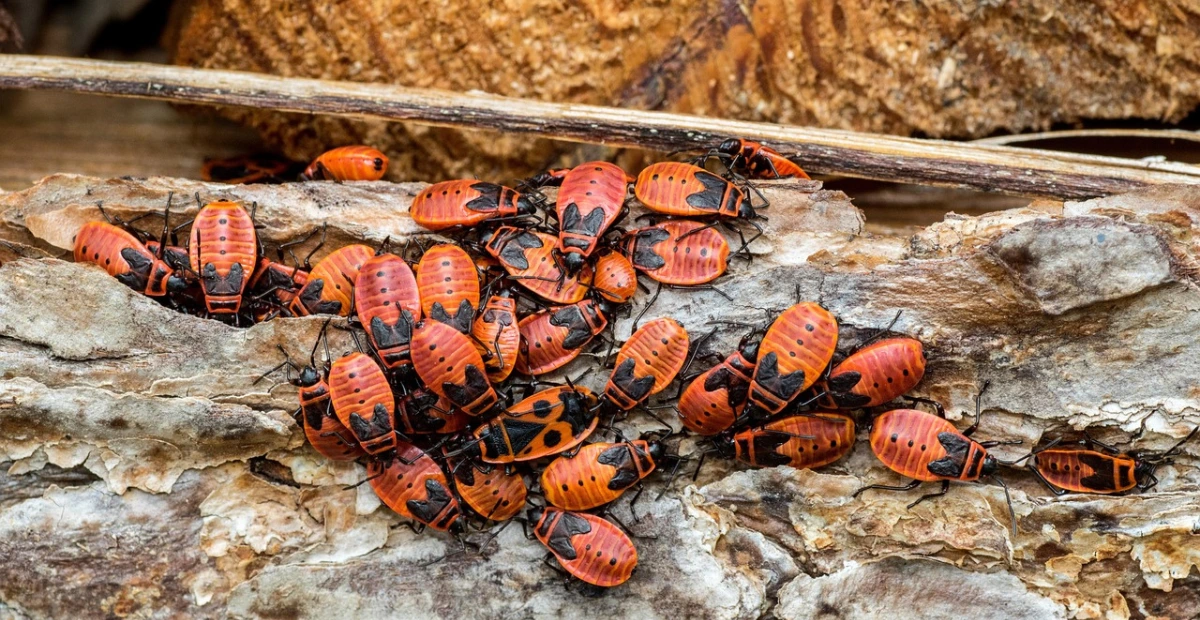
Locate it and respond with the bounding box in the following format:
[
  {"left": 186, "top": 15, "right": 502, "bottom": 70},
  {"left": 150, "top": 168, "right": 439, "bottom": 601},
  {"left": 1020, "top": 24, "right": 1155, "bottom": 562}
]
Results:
[
  {"left": 1, "top": 175, "right": 1199, "bottom": 619},
  {"left": 2, "top": 55, "right": 1200, "bottom": 200},
  {"left": 166, "top": 0, "right": 1200, "bottom": 180}
]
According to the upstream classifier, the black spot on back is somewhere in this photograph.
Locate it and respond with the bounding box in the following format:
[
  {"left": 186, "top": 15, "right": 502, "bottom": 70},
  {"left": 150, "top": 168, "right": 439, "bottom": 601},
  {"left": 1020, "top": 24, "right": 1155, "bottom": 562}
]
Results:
[{"left": 684, "top": 170, "right": 730, "bottom": 211}]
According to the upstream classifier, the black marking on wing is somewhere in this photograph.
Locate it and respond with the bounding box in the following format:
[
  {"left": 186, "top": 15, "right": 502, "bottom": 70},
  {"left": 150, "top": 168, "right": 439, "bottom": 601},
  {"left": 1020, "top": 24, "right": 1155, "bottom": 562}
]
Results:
[
  {"left": 751, "top": 431, "right": 794, "bottom": 467},
  {"left": 299, "top": 279, "right": 343, "bottom": 314},
  {"left": 349, "top": 403, "right": 394, "bottom": 441},
  {"left": 407, "top": 478, "right": 455, "bottom": 525},
  {"left": 610, "top": 358, "right": 654, "bottom": 403},
  {"left": 598, "top": 444, "right": 639, "bottom": 490},
  {"left": 370, "top": 309, "right": 415, "bottom": 350},
  {"left": 400, "top": 390, "right": 447, "bottom": 433},
  {"left": 559, "top": 391, "right": 596, "bottom": 436},
  {"left": 547, "top": 511, "right": 592, "bottom": 560},
  {"left": 928, "top": 432, "right": 970, "bottom": 477},
  {"left": 550, "top": 306, "right": 594, "bottom": 349},
  {"left": 502, "top": 418, "right": 549, "bottom": 455},
  {"left": 301, "top": 398, "right": 331, "bottom": 431},
  {"left": 753, "top": 352, "right": 807, "bottom": 400},
  {"left": 119, "top": 247, "right": 153, "bottom": 284},
  {"left": 499, "top": 241, "right": 531, "bottom": 270},
  {"left": 465, "top": 182, "right": 504, "bottom": 213},
  {"left": 826, "top": 371, "right": 862, "bottom": 393},
  {"left": 442, "top": 364, "right": 491, "bottom": 407},
  {"left": 684, "top": 170, "right": 730, "bottom": 211},
  {"left": 1077, "top": 451, "right": 1120, "bottom": 492},
  {"left": 629, "top": 228, "right": 670, "bottom": 270}
]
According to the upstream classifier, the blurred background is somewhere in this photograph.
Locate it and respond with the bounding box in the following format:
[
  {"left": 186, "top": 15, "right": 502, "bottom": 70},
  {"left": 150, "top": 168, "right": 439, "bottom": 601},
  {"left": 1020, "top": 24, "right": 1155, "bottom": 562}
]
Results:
[{"left": 3, "top": 0, "right": 1200, "bottom": 233}]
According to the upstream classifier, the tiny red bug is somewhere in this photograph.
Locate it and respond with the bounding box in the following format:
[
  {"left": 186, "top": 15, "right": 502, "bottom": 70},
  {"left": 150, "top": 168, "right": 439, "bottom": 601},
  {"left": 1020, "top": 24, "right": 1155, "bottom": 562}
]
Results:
[
  {"left": 416, "top": 243, "right": 480, "bottom": 334},
  {"left": 723, "top": 412, "right": 854, "bottom": 469},
  {"left": 354, "top": 251, "right": 422, "bottom": 370},
  {"left": 854, "top": 386, "right": 1019, "bottom": 532},
  {"left": 472, "top": 291, "right": 520, "bottom": 382},
  {"left": 369, "top": 442, "right": 463, "bottom": 532},
  {"left": 529, "top": 507, "right": 637, "bottom": 588},
  {"left": 540, "top": 439, "right": 666, "bottom": 511},
  {"left": 453, "top": 386, "right": 599, "bottom": 464},
  {"left": 395, "top": 387, "right": 470, "bottom": 435},
  {"left": 328, "top": 352, "right": 398, "bottom": 455},
  {"left": 73, "top": 221, "right": 180, "bottom": 297},
  {"left": 189, "top": 200, "right": 258, "bottom": 315},
  {"left": 302, "top": 146, "right": 388, "bottom": 182},
  {"left": 619, "top": 220, "right": 729, "bottom": 286},
  {"left": 202, "top": 153, "right": 295, "bottom": 184},
  {"left": 747, "top": 302, "right": 838, "bottom": 416},
  {"left": 410, "top": 319, "right": 498, "bottom": 416},
  {"left": 1025, "top": 428, "right": 1197, "bottom": 495},
  {"left": 290, "top": 244, "right": 374, "bottom": 317},
  {"left": 548, "top": 161, "right": 630, "bottom": 274},
  {"left": 820, "top": 337, "right": 926, "bottom": 409},
  {"left": 605, "top": 318, "right": 690, "bottom": 411},
  {"left": 707, "top": 138, "right": 810, "bottom": 180},
  {"left": 484, "top": 226, "right": 592, "bottom": 305},
  {"left": 516, "top": 299, "right": 609, "bottom": 376},
  {"left": 446, "top": 454, "right": 527, "bottom": 523},
  {"left": 591, "top": 249, "right": 637, "bottom": 304},
  {"left": 410, "top": 180, "right": 537, "bottom": 231},
  {"left": 677, "top": 334, "right": 758, "bottom": 435}
]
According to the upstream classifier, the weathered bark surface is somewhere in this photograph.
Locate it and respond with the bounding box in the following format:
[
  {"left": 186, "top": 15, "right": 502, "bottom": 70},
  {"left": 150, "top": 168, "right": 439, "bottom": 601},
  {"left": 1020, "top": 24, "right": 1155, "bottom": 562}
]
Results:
[
  {"left": 170, "top": 0, "right": 1200, "bottom": 180},
  {"left": 1, "top": 175, "right": 1199, "bottom": 619}
]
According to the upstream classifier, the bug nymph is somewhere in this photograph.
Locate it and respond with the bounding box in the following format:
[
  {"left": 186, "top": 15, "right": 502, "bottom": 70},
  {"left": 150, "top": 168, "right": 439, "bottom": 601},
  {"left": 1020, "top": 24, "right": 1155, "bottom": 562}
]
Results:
[{"left": 1023, "top": 426, "right": 1197, "bottom": 495}]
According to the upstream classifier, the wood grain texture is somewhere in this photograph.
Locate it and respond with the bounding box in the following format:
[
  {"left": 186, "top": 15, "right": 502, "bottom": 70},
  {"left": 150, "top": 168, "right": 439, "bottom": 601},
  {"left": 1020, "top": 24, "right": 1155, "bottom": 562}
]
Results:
[{"left": 2, "top": 55, "right": 1200, "bottom": 199}]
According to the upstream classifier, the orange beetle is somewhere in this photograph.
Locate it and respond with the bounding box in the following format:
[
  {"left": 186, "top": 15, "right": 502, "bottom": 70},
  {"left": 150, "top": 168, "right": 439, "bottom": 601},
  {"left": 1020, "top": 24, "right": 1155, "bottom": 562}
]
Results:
[
  {"left": 820, "top": 337, "right": 926, "bottom": 409},
  {"left": 710, "top": 138, "right": 810, "bottom": 179},
  {"left": 290, "top": 244, "right": 374, "bottom": 317},
  {"left": 189, "top": 200, "right": 258, "bottom": 314},
  {"left": 619, "top": 220, "right": 729, "bottom": 286},
  {"left": 549, "top": 161, "right": 630, "bottom": 274},
  {"left": 591, "top": 249, "right": 638, "bottom": 304},
  {"left": 604, "top": 318, "right": 690, "bottom": 411},
  {"left": 747, "top": 302, "right": 838, "bottom": 416},
  {"left": 472, "top": 291, "right": 520, "bottom": 382},
  {"left": 410, "top": 180, "right": 537, "bottom": 231},
  {"left": 677, "top": 334, "right": 758, "bottom": 435},
  {"left": 416, "top": 244, "right": 480, "bottom": 334},
  {"left": 484, "top": 226, "right": 592, "bottom": 305},
  {"left": 855, "top": 387, "right": 1018, "bottom": 532},
  {"left": 369, "top": 443, "right": 463, "bottom": 532},
  {"left": 410, "top": 319, "right": 498, "bottom": 416},
  {"left": 328, "top": 352, "right": 398, "bottom": 455},
  {"left": 73, "top": 221, "right": 180, "bottom": 297},
  {"left": 634, "top": 161, "right": 758, "bottom": 222},
  {"left": 354, "top": 252, "right": 422, "bottom": 370},
  {"left": 302, "top": 146, "right": 388, "bottom": 181},
  {"left": 454, "top": 386, "right": 599, "bottom": 464},
  {"left": 395, "top": 387, "right": 470, "bottom": 435},
  {"left": 529, "top": 507, "right": 637, "bottom": 588},
  {"left": 723, "top": 412, "right": 855, "bottom": 469},
  {"left": 516, "top": 299, "right": 609, "bottom": 376},
  {"left": 270, "top": 333, "right": 366, "bottom": 461},
  {"left": 1027, "top": 428, "right": 1197, "bottom": 495},
  {"left": 541, "top": 439, "right": 665, "bottom": 511}
]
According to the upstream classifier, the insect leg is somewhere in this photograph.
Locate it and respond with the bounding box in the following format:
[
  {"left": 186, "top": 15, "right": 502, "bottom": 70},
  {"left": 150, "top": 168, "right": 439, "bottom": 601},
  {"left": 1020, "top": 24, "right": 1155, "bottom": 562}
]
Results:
[
  {"left": 851, "top": 478, "right": 921, "bottom": 498},
  {"left": 906, "top": 479, "right": 950, "bottom": 509}
]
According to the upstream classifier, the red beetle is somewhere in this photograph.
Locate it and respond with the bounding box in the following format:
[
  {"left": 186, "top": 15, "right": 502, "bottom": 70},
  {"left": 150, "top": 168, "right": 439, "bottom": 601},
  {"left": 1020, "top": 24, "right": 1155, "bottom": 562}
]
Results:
[
  {"left": 541, "top": 438, "right": 666, "bottom": 511},
  {"left": 722, "top": 412, "right": 855, "bottom": 469},
  {"left": 484, "top": 226, "right": 592, "bottom": 305},
  {"left": 410, "top": 319, "right": 498, "bottom": 416},
  {"left": 472, "top": 291, "right": 520, "bottom": 382},
  {"left": 73, "top": 221, "right": 181, "bottom": 297},
  {"left": 591, "top": 249, "right": 638, "bottom": 304},
  {"left": 290, "top": 244, "right": 374, "bottom": 317},
  {"left": 619, "top": 220, "right": 729, "bottom": 286},
  {"left": 416, "top": 244, "right": 480, "bottom": 334},
  {"left": 354, "top": 251, "right": 422, "bottom": 370},
  {"left": 819, "top": 337, "right": 926, "bottom": 409},
  {"left": 328, "top": 352, "right": 398, "bottom": 455},
  {"left": 635, "top": 161, "right": 761, "bottom": 221},
  {"left": 677, "top": 333, "right": 758, "bottom": 435},
  {"left": 410, "top": 180, "right": 537, "bottom": 231},
  {"left": 369, "top": 443, "right": 463, "bottom": 532},
  {"left": 453, "top": 386, "right": 600, "bottom": 464},
  {"left": 604, "top": 318, "right": 690, "bottom": 411},
  {"left": 302, "top": 146, "right": 388, "bottom": 181},
  {"left": 529, "top": 507, "right": 637, "bottom": 588},
  {"left": 1025, "top": 428, "right": 1197, "bottom": 495},
  {"left": 189, "top": 200, "right": 258, "bottom": 315},
  {"left": 708, "top": 138, "right": 810, "bottom": 180},
  {"left": 547, "top": 161, "right": 630, "bottom": 274},
  {"left": 516, "top": 299, "right": 609, "bottom": 376},
  {"left": 747, "top": 302, "right": 838, "bottom": 416}
]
